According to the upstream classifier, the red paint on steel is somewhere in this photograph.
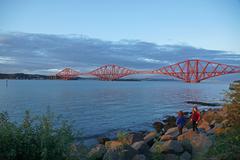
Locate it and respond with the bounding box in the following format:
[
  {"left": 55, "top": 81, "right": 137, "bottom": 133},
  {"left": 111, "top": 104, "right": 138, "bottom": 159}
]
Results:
[{"left": 56, "top": 59, "right": 240, "bottom": 82}]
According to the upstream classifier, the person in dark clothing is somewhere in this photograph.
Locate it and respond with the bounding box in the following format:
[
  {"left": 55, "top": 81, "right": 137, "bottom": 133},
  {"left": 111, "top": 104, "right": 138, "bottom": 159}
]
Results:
[
  {"left": 176, "top": 111, "right": 186, "bottom": 135},
  {"left": 191, "top": 106, "right": 200, "bottom": 132}
]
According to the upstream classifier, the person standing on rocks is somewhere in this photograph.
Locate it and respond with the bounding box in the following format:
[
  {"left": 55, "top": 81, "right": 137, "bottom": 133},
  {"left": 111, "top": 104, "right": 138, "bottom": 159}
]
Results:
[
  {"left": 176, "top": 111, "right": 186, "bottom": 135},
  {"left": 191, "top": 106, "right": 200, "bottom": 132}
]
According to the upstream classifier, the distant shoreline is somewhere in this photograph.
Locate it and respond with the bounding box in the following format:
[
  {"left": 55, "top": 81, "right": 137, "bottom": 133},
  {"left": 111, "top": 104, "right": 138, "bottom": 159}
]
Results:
[{"left": 0, "top": 73, "right": 178, "bottom": 81}]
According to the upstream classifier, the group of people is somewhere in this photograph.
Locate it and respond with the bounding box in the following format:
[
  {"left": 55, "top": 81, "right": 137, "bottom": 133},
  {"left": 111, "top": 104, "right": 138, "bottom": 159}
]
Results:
[{"left": 176, "top": 106, "right": 201, "bottom": 135}]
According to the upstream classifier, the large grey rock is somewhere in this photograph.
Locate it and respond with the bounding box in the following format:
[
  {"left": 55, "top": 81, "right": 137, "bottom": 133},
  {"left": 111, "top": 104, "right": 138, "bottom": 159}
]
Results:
[
  {"left": 164, "top": 154, "right": 179, "bottom": 160},
  {"left": 180, "top": 151, "right": 191, "bottom": 160},
  {"left": 160, "top": 134, "right": 174, "bottom": 141},
  {"left": 178, "top": 130, "right": 212, "bottom": 158},
  {"left": 144, "top": 131, "right": 156, "bottom": 143},
  {"left": 149, "top": 141, "right": 164, "bottom": 153},
  {"left": 132, "top": 154, "right": 146, "bottom": 160},
  {"left": 161, "top": 140, "right": 184, "bottom": 154},
  {"left": 97, "top": 137, "right": 110, "bottom": 145},
  {"left": 181, "top": 140, "right": 192, "bottom": 154},
  {"left": 163, "top": 127, "right": 188, "bottom": 140},
  {"left": 131, "top": 141, "right": 149, "bottom": 155},
  {"left": 122, "top": 132, "right": 144, "bottom": 145},
  {"left": 88, "top": 144, "right": 106, "bottom": 159},
  {"left": 103, "top": 144, "right": 137, "bottom": 160},
  {"left": 150, "top": 140, "right": 183, "bottom": 154},
  {"left": 198, "top": 119, "right": 210, "bottom": 131}
]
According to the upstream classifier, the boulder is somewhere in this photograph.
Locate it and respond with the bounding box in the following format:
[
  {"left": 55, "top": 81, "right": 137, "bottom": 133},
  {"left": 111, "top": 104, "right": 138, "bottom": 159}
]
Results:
[
  {"left": 105, "top": 141, "right": 124, "bottom": 150},
  {"left": 88, "top": 144, "right": 106, "bottom": 160},
  {"left": 164, "top": 154, "right": 179, "bottom": 160},
  {"left": 221, "top": 119, "right": 230, "bottom": 128},
  {"left": 198, "top": 119, "right": 210, "bottom": 131},
  {"left": 163, "top": 116, "right": 177, "bottom": 130},
  {"left": 206, "top": 123, "right": 224, "bottom": 136},
  {"left": 161, "top": 140, "right": 184, "bottom": 154},
  {"left": 153, "top": 121, "right": 165, "bottom": 133},
  {"left": 122, "top": 132, "right": 144, "bottom": 145},
  {"left": 132, "top": 154, "right": 146, "bottom": 160},
  {"left": 202, "top": 110, "right": 224, "bottom": 124},
  {"left": 131, "top": 141, "right": 149, "bottom": 155},
  {"left": 180, "top": 151, "right": 191, "bottom": 160},
  {"left": 163, "top": 127, "right": 188, "bottom": 140},
  {"left": 214, "top": 127, "right": 225, "bottom": 135},
  {"left": 97, "top": 137, "right": 110, "bottom": 145},
  {"left": 149, "top": 141, "right": 164, "bottom": 153},
  {"left": 160, "top": 134, "right": 173, "bottom": 141},
  {"left": 143, "top": 131, "right": 156, "bottom": 143},
  {"left": 103, "top": 144, "right": 137, "bottom": 160},
  {"left": 150, "top": 140, "right": 184, "bottom": 154},
  {"left": 178, "top": 130, "right": 212, "bottom": 158},
  {"left": 180, "top": 139, "right": 192, "bottom": 154}
]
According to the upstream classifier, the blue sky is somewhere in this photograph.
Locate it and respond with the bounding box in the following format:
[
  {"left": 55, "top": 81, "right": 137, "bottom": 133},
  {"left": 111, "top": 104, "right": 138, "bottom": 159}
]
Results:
[{"left": 1, "top": 0, "right": 240, "bottom": 51}]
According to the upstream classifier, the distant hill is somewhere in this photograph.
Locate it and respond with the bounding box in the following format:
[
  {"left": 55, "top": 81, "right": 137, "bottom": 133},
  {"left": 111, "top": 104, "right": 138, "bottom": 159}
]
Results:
[
  {"left": 0, "top": 73, "right": 178, "bottom": 81},
  {"left": 0, "top": 73, "right": 53, "bottom": 80}
]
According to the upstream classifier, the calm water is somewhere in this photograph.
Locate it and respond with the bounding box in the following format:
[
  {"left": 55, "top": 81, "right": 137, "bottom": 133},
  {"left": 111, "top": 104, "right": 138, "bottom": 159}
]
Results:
[{"left": 0, "top": 80, "right": 229, "bottom": 142}]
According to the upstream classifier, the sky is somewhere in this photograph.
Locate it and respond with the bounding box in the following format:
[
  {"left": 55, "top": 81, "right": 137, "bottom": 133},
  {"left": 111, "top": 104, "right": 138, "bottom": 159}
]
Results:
[
  {"left": 0, "top": 0, "right": 240, "bottom": 78},
  {"left": 0, "top": 0, "right": 240, "bottom": 52}
]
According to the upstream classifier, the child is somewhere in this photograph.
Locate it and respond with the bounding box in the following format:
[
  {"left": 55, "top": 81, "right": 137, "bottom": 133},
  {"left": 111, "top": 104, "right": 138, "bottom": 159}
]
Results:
[
  {"left": 176, "top": 111, "right": 186, "bottom": 135},
  {"left": 191, "top": 106, "right": 200, "bottom": 132}
]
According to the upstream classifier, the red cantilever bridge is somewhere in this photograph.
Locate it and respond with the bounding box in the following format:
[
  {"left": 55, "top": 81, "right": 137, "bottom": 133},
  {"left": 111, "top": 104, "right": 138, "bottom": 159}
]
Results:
[{"left": 56, "top": 59, "right": 240, "bottom": 83}]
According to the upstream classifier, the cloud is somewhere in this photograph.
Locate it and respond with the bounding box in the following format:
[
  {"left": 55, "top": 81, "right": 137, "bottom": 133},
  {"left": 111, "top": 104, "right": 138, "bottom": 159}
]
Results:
[
  {"left": 0, "top": 56, "right": 16, "bottom": 64},
  {"left": 0, "top": 32, "right": 239, "bottom": 74},
  {"left": 137, "top": 57, "right": 172, "bottom": 65}
]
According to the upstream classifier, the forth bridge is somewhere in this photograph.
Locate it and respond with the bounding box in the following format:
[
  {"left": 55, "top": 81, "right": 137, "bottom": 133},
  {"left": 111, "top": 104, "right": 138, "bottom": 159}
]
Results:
[{"left": 56, "top": 59, "right": 240, "bottom": 83}]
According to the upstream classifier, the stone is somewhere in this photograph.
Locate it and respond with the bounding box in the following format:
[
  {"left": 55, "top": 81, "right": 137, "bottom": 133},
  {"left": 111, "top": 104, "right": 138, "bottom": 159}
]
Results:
[
  {"left": 103, "top": 144, "right": 137, "bottom": 160},
  {"left": 163, "top": 116, "right": 177, "bottom": 130},
  {"left": 153, "top": 121, "right": 165, "bottom": 133},
  {"left": 164, "top": 127, "right": 179, "bottom": 136},
  {"left": 206, "top": 123, "right": 225, "bottom": 135},
  {"left": 122, "top": 132, "right": 144, "bottom": 145},
  {"left": 164, "top": 154, "right": 179, "bottom": 160},
  {"left": 198, "top": 119, "right": 210, "bottom": 131},
  {"left": 161, "top": 140, "right": 184, "bottom": 154},
  {"left": 131, "top": 141, "right": 149, "bottom": 155},
  {"left": 180, "top": 151, "right": 191, "bottom": 160},
  {"left": 160, "top": 134, "right": 173, "bottom": 141},
  {"left": 149, "top": 141, "right": 164, "bottom": 153},
  {"left": 163, "top": 127, "right": 188, "bottom": 139},
  {"left": 214, "top": 127, "right": 225, "bottom": 135},
  {"left": 88, "top": 144, "right": 106, "bottom": 159},
  {"left": 143, "top": 131, "right": 156, "bottom": 143},
  {"left": 178, "top": 130, "right": 212, "bottom": 158},
  {"left": 105, "top": 141, "right": 123, "bottom": 150},
  {"left": 97, "top": 137, "right": 110, "bottom": 145},
  {"left": 221, "top": 119, "right": 230, "bottom": 128},
  {"left": 180, "top": 140, "right": 192, "bottom": 154},
  {"left": 132, "top": 154, "right": 146, "bottom": 160}
]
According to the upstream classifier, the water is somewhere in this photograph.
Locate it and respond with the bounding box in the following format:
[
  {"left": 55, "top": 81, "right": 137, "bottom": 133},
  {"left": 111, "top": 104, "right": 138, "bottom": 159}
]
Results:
[{"left": 0, "top": 80, "right": 229, "bottom": 143}]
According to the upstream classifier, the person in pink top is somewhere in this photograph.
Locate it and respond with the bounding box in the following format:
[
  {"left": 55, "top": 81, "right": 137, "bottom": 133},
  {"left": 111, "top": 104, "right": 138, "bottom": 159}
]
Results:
[{"left": 191, "top": 106, "right": 200, "bottom": 132}]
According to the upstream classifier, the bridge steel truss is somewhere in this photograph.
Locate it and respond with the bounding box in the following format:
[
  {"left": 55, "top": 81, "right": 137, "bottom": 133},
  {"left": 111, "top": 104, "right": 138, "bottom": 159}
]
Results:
[{"left": 56, "top": 59, "right": 240, "bottom": 83}]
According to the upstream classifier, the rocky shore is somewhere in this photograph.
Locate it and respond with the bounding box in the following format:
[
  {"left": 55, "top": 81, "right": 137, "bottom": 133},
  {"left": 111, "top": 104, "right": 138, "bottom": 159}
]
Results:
[{"left": 87, "top": 106, "right": 231, "bottom": 160}]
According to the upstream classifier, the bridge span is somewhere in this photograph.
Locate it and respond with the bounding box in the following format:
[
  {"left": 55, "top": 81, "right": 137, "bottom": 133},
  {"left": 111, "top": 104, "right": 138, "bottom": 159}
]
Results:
[{"left": 56, "top": 59, "right": 240, "bottom": 83}]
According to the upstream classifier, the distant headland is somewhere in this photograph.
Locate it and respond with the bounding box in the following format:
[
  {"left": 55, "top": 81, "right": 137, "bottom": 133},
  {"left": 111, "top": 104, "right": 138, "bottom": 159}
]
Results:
[{"left": 0, "top": 73, "right": 177, "bottom": 81}]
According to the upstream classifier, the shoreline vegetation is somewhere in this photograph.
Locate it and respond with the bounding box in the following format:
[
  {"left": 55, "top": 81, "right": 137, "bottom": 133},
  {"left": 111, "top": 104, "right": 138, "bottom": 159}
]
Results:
[{"left": 1, "top": 81, "right": 240, "bottom": 160}]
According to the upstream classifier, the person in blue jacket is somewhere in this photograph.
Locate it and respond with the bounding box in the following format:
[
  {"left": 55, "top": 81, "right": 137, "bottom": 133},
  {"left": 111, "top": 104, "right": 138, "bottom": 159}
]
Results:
[{"left": 176, "top": 111, "right": 186, "bottom": 135}]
